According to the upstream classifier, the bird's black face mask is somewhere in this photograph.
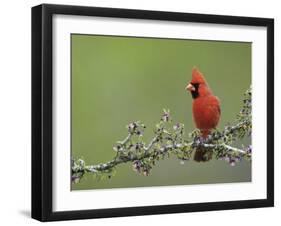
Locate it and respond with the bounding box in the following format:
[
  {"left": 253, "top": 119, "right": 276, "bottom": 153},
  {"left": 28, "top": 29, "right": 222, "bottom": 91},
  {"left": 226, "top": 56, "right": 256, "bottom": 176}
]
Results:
[{"left": 190, "top": 83, "right": 200, "bottom": 99}]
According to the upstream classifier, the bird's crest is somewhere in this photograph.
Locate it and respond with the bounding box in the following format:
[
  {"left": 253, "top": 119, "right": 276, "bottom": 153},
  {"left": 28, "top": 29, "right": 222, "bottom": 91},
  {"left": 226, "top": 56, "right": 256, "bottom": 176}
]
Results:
[{"left": 191, "top": 67, "right": 207, "bottom": 85}]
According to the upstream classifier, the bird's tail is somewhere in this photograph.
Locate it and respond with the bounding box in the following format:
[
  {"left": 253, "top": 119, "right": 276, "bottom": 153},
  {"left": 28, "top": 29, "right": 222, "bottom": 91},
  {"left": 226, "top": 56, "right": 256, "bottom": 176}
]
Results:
[{"left": 193, "top": 129, "right": 213, "bottom": 162}]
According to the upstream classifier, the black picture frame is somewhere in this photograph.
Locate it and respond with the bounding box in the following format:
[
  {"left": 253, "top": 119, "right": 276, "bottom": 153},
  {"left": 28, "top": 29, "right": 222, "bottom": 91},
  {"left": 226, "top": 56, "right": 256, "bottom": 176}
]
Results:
[{"left": 32, "top": 3, "right": 274, "bottom": 222}]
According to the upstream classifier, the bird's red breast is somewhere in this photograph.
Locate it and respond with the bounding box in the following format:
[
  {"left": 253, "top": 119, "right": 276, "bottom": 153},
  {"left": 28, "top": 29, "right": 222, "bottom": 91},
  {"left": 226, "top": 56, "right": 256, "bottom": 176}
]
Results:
[
  {"left": 186, "top": 67, "right": 221, "bottom": 138},
  {"left": 192, "top": 95, "right": 220, "bottom": 137}
]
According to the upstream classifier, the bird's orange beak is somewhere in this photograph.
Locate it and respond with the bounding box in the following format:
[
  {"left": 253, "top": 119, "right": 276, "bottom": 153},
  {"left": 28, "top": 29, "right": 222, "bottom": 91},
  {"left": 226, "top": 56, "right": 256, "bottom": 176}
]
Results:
[{"left": 185, "top": 83, "right": 195, "bottom": 92}]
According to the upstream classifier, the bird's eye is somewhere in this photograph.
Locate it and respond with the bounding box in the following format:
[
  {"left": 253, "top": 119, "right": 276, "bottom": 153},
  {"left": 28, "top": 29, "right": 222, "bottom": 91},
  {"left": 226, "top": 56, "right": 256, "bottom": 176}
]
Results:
[{"left": 191, "top": 83, "right": 200, "bottom": 89}]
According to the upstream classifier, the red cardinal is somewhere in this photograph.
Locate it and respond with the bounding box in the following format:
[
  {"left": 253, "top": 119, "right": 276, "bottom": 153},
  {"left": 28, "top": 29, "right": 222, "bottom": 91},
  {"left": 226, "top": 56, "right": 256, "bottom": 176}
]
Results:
[{"left": 185, "top": 67, "right": 221, "bottom": 161}]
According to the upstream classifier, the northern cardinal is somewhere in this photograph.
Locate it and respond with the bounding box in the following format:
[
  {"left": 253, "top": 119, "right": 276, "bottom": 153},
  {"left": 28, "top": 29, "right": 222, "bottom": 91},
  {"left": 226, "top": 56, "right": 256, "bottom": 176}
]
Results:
[{"left": 185, "top": 67, "right": 221, "bottom": 162}]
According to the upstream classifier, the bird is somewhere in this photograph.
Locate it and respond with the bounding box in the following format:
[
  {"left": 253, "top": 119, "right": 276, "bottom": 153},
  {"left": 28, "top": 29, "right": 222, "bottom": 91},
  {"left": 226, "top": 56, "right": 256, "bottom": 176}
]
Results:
[{"left": 185, "top": 67, "right": 221, "bottom": 162}]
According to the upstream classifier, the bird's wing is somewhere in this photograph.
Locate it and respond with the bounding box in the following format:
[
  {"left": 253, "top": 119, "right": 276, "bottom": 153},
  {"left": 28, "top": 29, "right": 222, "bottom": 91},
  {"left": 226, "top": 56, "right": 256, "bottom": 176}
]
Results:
[
  {"left": 212, "top": 96, "right": 221, "bottom": 116},
  {"left": 204, "top": 96, "right": 221, "bottom": 127}
]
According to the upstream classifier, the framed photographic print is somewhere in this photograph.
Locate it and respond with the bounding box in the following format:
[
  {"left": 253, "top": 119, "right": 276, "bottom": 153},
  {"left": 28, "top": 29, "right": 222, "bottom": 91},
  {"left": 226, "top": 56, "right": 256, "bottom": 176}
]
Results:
[{"left": 32, "top": 4, "right": 274, "bottom": 221}]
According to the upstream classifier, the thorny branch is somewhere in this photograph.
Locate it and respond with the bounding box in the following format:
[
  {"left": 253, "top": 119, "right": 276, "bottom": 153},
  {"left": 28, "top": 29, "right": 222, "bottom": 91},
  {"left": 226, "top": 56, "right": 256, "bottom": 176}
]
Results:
[{"left": 72, "top": 86, "right": 252, "bottom": 183}]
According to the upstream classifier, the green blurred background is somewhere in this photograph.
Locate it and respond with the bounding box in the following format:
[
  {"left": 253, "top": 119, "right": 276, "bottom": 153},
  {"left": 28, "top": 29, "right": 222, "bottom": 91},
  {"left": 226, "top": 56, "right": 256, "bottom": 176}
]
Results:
[{"left": 71, "top": 34, "right": 251, "bottom": 190}]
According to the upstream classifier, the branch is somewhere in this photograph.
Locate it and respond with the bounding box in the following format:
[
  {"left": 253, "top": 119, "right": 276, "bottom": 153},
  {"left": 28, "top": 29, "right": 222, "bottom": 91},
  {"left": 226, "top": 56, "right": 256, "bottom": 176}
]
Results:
[{"left": 72, "top": 87, "right": 252, "bottom": 183}]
